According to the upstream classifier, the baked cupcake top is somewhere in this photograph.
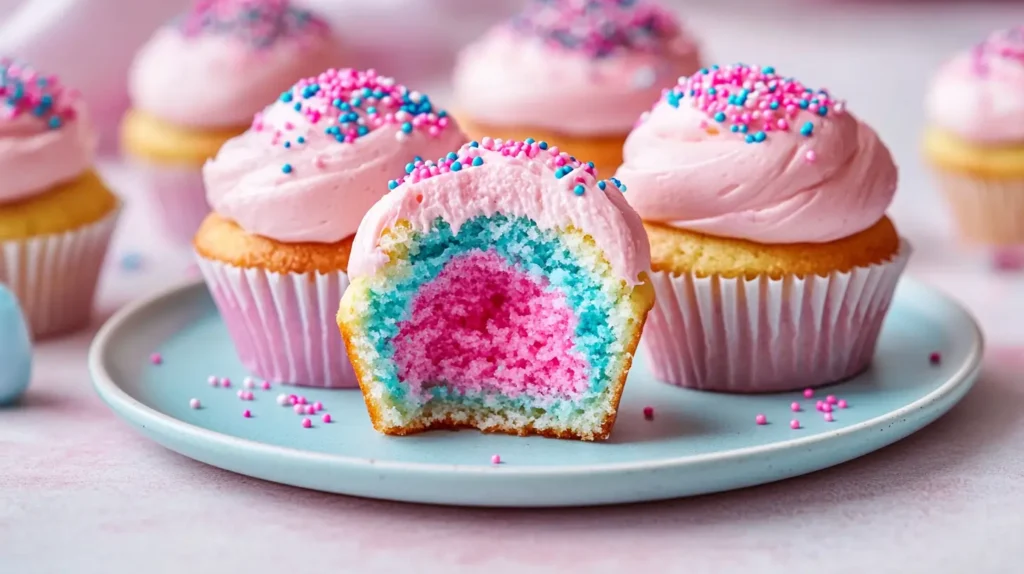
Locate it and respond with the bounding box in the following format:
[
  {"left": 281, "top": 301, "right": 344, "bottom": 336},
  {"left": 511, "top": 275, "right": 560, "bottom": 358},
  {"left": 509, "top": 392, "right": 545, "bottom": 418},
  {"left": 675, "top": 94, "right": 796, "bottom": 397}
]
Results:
[
  {"left": 452, "top": 0, "right": 700, "bottom": 135},
  {"left": 926, "top": 27, "right": 1024, "bottom": 144},
  {"left": 0, "top": 60, "right": 94, "bottom": 204},
  {"left": 203, "top": 68, "right": 466, "bottom": 244},
  {"left": 615, "top": 64, "right": 897, "bottom": 244},
  {"left": 128, "top": 0, "right": 337, "bottom": 129},
  {"left": 347, "top": 137, "right": 650, "bottom": 285}
]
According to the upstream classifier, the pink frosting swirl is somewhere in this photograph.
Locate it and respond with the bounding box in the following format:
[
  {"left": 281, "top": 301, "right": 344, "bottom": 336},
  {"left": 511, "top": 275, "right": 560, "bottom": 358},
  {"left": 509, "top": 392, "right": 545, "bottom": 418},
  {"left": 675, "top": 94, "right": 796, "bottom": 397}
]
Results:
[
  {"left": 203, "top": 69, "right": 466, "bottom": 244},
  {"left": 129, "top": 1, "right": 337, "bottom": 128},
  {"left": 926, "top": 27, "right": 1024, "bottom": 143},
  {"left": 452, "top": 0, "right": 701, "bottom": 135},
  {"left": 615, "top": 64, "right": 898, "bottom": 245},
  {"left": 0, "top": 60, "right": 94, "bottom": 204},
  {"left": 348, "top": 138, "right": 651, "bottom": 286}
]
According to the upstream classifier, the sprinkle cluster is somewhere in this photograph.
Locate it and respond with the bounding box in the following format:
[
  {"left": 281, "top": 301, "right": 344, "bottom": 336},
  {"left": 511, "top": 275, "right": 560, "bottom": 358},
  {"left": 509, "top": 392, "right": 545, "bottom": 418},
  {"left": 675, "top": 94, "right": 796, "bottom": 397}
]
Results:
[
  {"left": 754, "top": 387, "right": 851, "bottom": 428},
  {"left": 177, "top": 0, "right": 329, "bottom": 48},
  {"left": 661, "top": 64, "right": 845, "bottom": 144},
  {"left": 251, "top": 69, "right": 452, "bottom": 175},
  {"left": 387, "top": 137, "right": 626, "bottom": 196},
  {"left": 971, "top": 26, "right": 1024, "bottom": 76},
  {"left": 510, "top": 0, "right": 680, "bottom": 59},
  {"left": 0, "top": 59, "right": 77, "bottom": 129}
]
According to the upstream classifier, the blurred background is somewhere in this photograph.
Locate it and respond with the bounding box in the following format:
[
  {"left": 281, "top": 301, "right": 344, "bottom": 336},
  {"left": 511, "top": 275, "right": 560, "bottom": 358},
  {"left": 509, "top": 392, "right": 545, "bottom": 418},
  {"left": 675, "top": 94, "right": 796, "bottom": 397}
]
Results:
[{"left": 0, "top": 0, "right": 1022, "bottom": 337}]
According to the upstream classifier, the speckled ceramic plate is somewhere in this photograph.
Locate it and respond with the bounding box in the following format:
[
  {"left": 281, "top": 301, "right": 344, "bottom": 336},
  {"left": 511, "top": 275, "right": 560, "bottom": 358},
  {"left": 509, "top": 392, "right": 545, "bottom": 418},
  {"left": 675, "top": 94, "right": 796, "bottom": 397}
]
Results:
[{"left": 89, "top": 278, "right": 982, "bottom": 508}]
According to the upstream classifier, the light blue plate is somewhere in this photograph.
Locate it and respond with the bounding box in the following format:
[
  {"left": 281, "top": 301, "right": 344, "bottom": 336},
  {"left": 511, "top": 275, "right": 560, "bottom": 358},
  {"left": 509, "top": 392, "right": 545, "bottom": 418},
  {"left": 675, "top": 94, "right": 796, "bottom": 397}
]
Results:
[{"left": 89, "top": 278, "right": 982, "bottom": 508}]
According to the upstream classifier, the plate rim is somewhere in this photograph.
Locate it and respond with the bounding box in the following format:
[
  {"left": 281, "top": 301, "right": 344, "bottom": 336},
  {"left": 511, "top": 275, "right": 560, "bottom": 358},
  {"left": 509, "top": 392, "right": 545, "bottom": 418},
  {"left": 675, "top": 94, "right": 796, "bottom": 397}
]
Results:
[{"left": 88, "top": 277, "right": 985, "bottom": 477}]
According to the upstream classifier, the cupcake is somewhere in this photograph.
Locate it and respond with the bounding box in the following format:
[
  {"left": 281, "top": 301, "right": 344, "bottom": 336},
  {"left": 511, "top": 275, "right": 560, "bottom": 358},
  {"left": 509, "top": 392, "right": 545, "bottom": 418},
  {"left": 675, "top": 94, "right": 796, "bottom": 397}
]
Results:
[
  {"left": 122, "top": 0, "right": 337, "bottom": 243},
  {"left": 196, "top": 68, "right": 465, "bottom": 389},
  {"left": 0, "top": 59, "right": 119, "bottom": 338},
  {"left": 615, "top": 64, "right": 910, "bottom": 393},
  {"left": 452, "top": 0, "right": 700, "bottom": 176},
  {"left": 338, "top": 138, "right": 655, "bottom": 441},
  {"left": 924, "top": 27, "right": 1024, "bottom": 246}
]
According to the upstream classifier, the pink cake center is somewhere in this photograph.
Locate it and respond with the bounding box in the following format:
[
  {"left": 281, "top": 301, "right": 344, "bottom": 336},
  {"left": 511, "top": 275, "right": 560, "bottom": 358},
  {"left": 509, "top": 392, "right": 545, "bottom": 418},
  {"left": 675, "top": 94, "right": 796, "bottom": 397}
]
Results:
[{"left": 392, "top": 250, "right": 590, "bottom": 402}]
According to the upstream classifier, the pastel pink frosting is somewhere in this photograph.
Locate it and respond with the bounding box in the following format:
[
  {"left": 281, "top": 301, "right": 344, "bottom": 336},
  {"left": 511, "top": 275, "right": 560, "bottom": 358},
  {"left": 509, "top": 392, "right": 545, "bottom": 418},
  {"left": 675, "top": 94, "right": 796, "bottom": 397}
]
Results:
[
  {"left": 615, "top": 65, "right": 898, "bottom": 245},
  {"left": 203, "top": 69, "right": 466, "bottom": 244},
  {"left": 926, "top": 27, "right": 1024, "bottom": 143},
  {"left": 347, "top": 138, "right": 651, "bottom": 286},
  {"left": 128, "top": 10, "right": 336, "bottom": 128},
  {"left": 0, "top": 62, "right": 95, "bottom": 204},
  {"left": 452, "top": 3, "right": 700, "bottom": 135}
]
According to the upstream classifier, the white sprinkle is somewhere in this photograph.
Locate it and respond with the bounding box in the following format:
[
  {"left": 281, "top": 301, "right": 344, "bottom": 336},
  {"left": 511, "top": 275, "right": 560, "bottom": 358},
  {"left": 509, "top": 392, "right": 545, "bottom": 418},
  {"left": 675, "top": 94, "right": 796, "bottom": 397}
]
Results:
[
  {"left": 276, "top": 394, "right": 290, "bottom": 406},
  {"left": 189, "top": 398, "right": 201, "bottom": 409}
]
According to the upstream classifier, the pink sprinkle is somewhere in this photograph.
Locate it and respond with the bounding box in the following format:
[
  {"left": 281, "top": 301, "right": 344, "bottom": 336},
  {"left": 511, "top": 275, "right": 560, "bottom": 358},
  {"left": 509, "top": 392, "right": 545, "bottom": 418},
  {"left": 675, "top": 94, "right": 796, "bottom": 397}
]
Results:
[
  {"left": 826, "top": 395, "right": 838, "bottom": 405},
  {"left": 816, "top": 400, "right": 825, "bottom": 411},
  {"left": 207, "top": 376, "right": 218, "bottom": 387},
  {"left": 322, "top": 413, "right": 332, "bottom": 424},
  {"left": 261, "top": 381, "right": 271, "bottom": 390},
  {"left": 236, "top": 390, "right": 245, "bottom": 399},
  {"left": 930, "top": 352, "right": 941, "bottom": 365},
  {"left": 150, "top": 353, "right": 163, "bottom": 365},
  {"left": 805, "top": 150, "right": 817, "bottom": 163},
  {"left": 304, "top": 405, "right": 315, "bottom": 415},
  {"left": 302, "top": 418, "right": 312, "bottom": 429},
  {"left": 243, "top": 377, "right": 255, "bottom": 389},
  {"left": 823, "top": 403, "right": 833, "bottom": 413},
  {"left": 289, "top": 394, "right": 298, "bottom": 405},
  {"left": 824, "top": 413, "right": 834, "bottom": 422},
  {"left": 293, "top": 404, "right": 305, "bottom": 414},
  {"left": 838, "top": 399, "right": 848, "bottom": 409},
  {"left": 313, "top": 401, "right": 323, "bottom": 412},
  {"left": 243, "top": 409, "right": 251, "bottom": 418},
  {"left": 220, "top": 378, "right": 231, "bottom": 388},
  {"left": 297, "top": 396, "right": 308, "bottom": 405},
  {"left": 790, "top": 419, "right": 800, "bottom": 430},
  {"left": 491, "top": 454, "right": 501, "bottom": 464},
  {"left": 790, "top": 402, "right": 800, "bottom": 412},
  {"left": 189, "top": 398, "right": 201, "bottom": 409},
  {"left": 643, "top": 406, "right": 654, "bottom": 420},
  {"left": 755, "top": 414, "right": 767, "bottom": 425},
  {"left": 803, "top": 388, "right": 814, "bottom": 398}
]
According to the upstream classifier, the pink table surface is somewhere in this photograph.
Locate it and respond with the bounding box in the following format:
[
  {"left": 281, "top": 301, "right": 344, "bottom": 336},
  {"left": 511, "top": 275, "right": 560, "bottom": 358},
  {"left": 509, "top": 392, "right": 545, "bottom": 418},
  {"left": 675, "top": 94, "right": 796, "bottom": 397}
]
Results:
[{"left": 4, "top": 2, "right": 1024, "bottom": 573}]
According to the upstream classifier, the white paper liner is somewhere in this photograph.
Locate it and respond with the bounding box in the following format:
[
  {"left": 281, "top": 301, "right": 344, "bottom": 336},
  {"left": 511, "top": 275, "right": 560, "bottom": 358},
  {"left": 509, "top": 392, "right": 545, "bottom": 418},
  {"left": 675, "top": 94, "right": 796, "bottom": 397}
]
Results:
[
  {"left": 131, "top": 159, "right": 209, "bottom": 244},
  {"left": 0, "top": 209, "right": 119, "bottom": 339},
  {"left": 196, "top": 256, "right": 358, "bottom": 388},
  {"left": 936, "top": 171, "right": 1024, "bottom": 245},
  {"left": 641, "top": 240, "right": 912, "bottom": 393}
]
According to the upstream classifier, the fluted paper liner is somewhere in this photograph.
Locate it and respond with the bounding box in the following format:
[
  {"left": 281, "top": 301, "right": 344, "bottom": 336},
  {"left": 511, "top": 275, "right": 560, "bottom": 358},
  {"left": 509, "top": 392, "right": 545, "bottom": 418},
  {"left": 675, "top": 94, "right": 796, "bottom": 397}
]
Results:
[
  {"left": 196, "top": 257, "right": 358, "bottom": 388},
  {"left": 133, "top": 160, "right": 210, "bottom": 244},
  {"left": 0, "top": 209, "right": 119, "bottom": 339},
  {"left": 936, "top": 172, "right": 1024, "bottom": 245},
  {"left": 641, "top": 240, "right": 911, "bottom": 393}
]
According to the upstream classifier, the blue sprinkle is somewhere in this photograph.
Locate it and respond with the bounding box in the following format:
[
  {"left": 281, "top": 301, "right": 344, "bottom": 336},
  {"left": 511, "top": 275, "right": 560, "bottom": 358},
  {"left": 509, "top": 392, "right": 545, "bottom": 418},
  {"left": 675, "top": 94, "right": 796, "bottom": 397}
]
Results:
[
  {"left": 471, "top": 157, "right": 484, "bottom": 166},
  {"left": 708, "top": 87, "right": 717, "bottom": 96},
  {"left": 798, "top": 99, "right": 809, "bottom": 109},
  {"left": 358, "top": 125, "right": 369, "bottom": 136},
  {"left": 119, "top": 252, "right": 143, "bottom": 271},
  {"left": 763, "top": 66, "right": 775, "bottom": 74},
  {"left": 730, "top": 125, "right": 740, "bottom": 133},
  {"left": 818, "top": 106, "right": 829, "bottom": 117},
  {"left": 350, "top": 97, "right": 362, "bottom": 107},
  {"left": 297, "top": 136, "right": 306, "bottom": 144},
  {"left": 293, "top": 102, "right": 301, "bottom": 112},
  {"left": 401, "top": 122, "right": 413, "bottom": 134},
  {"left": 405, "top": 163, "right": 416, "bottom": 174},
  {"left": 367, "top": 106, "right": 377, "bottom": 115},
  {"left": 754, "top": 131, "right": 766, "bottom": 142},
  {"left": 598, "top": 180, "right": 607, "bottom": 190},
  {"left": 525, "top": 137, "right": 536, "bottom": 144},
  {"left": 714, "top": 112, "right": 726, "bottom": 122},
  {"left": 745, "top": 134, "right": 755, "bottom": 144},
  {"left": 451, "top": 161, "right": 463, "bottom": 172},
  {"left": 539, "top": 141, "right": 549, "bottom": 150},
  {"left": 469, "top": 141, "right": 479, "bottom": 148},
  {"left": 739, "top": 125, "right": 749, "bottom": 134},
  {"left": 438, "top": 110, "right": 448, "bottom": 118},
  {"left": 47, "top": 116, "right": 61, "bottom": 129},
  {"left": 362, "top": 87, "right": 372, "bottom": 97},
  {"left": 555, "top": 167, "right": 568, "bottom": 179},
  {"left": 619, "top": 183, "right": 627, "bottom": 192},
  {"left": 284, "top": 141, "right": 291, "bottom": 148},
  {"left": 801, "top": 122, "right": 814, "bottom": 136},
  {"left": 280, "top": 91, "right": 293, "bottom": 103},
  {"left": 573, "top": 184, "right": 586, "bottom": 196},
  {"left": 446, "top": 152, "right": 458, "bottom": 161},
  {"left": 282, "top": 164, "right": 294, "bottom": 174},
  {"left": 388, "top": 180, "right": 399, "bottom": 190},
  {"left": 414, "top": 155, "right": 423, "bottom": 162},
  {"left": 587, "top": 161, "right": 595, "bottom": 169},
  {"left": 769, "top": 101, "right": 779, "bottom": 110}
]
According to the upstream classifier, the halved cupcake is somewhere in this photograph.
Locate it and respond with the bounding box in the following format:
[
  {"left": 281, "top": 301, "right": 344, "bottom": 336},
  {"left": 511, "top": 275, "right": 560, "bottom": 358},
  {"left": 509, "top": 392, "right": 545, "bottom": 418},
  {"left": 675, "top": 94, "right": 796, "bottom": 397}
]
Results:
[{"left": 338, "top": 138, "right": 655, "bottom": 441}]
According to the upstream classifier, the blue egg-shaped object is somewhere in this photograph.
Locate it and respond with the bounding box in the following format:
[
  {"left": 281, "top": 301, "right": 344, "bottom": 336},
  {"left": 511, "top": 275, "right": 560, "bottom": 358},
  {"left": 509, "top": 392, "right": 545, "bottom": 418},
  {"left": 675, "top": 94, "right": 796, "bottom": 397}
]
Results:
[{"left": 0, "top": 284, "right": 32, "bottom": 405}]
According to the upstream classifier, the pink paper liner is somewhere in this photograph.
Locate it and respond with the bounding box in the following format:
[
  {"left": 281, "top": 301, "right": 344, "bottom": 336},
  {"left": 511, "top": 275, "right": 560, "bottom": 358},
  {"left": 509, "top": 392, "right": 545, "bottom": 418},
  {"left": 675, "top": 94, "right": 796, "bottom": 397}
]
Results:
[
  {"left": 132, "top": 160, "right": 210, "bottom": 244},
  {"left": 0, "top": 208, "right": 119, "bottom": 339},
  {"left": 196, "top": 256, "right": 358, "bottom": 388},
  {"left": 640, "top": 240, "right": 912, "bottom": 393},
  {"left": 936, "top": 171, "right": 1024, "bottom": 245}
]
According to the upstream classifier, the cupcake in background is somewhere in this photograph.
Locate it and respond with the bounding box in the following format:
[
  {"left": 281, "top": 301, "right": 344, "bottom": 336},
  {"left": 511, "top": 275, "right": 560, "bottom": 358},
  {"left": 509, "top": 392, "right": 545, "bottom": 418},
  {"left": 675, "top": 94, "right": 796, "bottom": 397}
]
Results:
[
  {"left": 616, "top": 64, "right": 909, "bottom": 393},
  {"left": 924, "top": 27, "right": 1024, "bottom": 249},
  {"left": 196, "top": 68, "right": 466, "bottom": 389},
  {"left": 121, "top": 0, "right": 338, "bottom": 244},
  {"left": 452, "top": 0, "right": 700, "bottom": 175},
  {"left": 0, "top": 59, "right": 119, "bottom": 338}
]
